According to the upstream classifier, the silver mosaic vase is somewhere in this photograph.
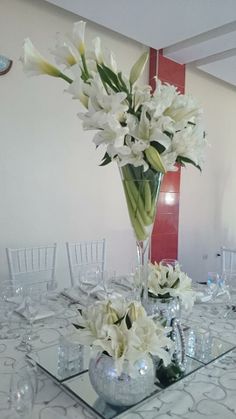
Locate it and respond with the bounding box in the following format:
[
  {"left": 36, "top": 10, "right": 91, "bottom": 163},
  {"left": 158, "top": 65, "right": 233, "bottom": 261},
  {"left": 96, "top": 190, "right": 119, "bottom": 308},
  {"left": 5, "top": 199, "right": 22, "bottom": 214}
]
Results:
[
  {"left": 89, "top": 352, "right": 155, "bottom": 407},
  {"left": 145, "top": 296, "right": 180, "bottom": 326}
]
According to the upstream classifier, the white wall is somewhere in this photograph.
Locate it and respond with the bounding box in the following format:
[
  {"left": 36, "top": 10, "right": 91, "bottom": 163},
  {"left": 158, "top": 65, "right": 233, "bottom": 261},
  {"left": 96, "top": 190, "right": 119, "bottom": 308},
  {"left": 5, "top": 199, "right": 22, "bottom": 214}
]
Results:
[
  {"left": 179, "top": 67, "right": 236, "bottom": 282},
  {"left": 0, "top": 0, "right": 149, "bottom": 286}
]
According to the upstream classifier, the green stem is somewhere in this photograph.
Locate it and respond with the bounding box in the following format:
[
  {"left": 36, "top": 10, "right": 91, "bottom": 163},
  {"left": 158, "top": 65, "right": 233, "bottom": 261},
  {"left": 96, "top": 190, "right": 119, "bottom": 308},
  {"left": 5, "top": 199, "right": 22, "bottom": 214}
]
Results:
[
  {"left": 144, "top": 182, "right": 152, "bottom": 213},
  {"left": 81, "top": 54, "right": 90, "bottom": 80},
  {"left": 59, "top": 72, "right": 73, "bottom": 84},
  {"left": 149, "top": 199, "right": 156, "bottom": 219},
  {"left": 122, "top": 166, "right": 152, "bottom": 225},
  {"left": 124, "top": 184, "right": 147, "bottom": 241},
  {"left": 125, "top": 181, "right": 152, "bottom": 226},
  {"left": 124, "top": 182, "right": 148, "bottom": 239}
]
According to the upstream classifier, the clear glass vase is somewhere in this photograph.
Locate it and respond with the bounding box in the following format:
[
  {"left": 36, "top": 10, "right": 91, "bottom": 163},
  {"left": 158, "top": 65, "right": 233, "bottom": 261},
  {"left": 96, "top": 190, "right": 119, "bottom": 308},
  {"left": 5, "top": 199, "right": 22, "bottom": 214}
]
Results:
[
  {"left": 120, "top": 164, "right": 163, "bottom": 301},
  {"left": 146, "top": 296, "right": 186, "bottom": 376},
  {"left": 145, "top": 296, "right": 180, "bottom": 326},
  {"left": 89, "top": 352, "right": 155, "bottom": 407}
]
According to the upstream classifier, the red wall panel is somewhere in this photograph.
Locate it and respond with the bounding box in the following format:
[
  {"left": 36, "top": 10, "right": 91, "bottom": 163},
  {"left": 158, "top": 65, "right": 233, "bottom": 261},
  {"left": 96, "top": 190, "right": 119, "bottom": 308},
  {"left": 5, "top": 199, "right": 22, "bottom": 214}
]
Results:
[{"left": 149, "top": 50, "right": 185, "bottom": 262}]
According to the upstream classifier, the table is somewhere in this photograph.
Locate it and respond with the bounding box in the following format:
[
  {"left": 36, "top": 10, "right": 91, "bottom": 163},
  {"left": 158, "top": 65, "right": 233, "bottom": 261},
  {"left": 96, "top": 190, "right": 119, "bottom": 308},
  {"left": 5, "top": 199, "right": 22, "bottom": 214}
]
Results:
[{"left": 1, "top": 293, "right": 236, "bottom": 419}]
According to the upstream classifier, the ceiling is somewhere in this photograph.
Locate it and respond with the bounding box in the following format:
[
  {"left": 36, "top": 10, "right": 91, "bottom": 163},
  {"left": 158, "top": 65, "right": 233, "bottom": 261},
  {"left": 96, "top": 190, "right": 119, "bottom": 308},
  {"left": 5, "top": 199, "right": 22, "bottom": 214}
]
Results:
[{"left": 45, "top": 0, "right": 236, "bottom": 87}]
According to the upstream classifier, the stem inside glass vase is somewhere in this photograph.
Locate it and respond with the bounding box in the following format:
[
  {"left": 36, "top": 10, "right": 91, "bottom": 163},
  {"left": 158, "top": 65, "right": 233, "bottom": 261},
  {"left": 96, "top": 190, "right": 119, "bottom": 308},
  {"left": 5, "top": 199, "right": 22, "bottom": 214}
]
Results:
[{"left": 120, "top": 164, "right": 163, "bottom": 300}]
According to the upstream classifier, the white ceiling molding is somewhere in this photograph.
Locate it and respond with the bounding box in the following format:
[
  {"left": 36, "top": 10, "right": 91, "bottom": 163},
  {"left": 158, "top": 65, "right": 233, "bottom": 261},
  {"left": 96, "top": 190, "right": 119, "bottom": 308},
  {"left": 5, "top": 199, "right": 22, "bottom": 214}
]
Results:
[
  {"left": 45, "top": 0, "right": 236, "bottom": 87},
  {"left": 163, "top": 21, "right": 236, "bottom": 64},
  {"left": 197, "top": 55, "right": 236, "bottom": 87}
]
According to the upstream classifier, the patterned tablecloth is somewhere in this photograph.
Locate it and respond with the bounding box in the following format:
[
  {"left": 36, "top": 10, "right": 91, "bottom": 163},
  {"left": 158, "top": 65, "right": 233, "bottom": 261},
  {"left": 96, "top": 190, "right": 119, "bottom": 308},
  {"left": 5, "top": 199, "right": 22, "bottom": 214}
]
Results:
[{"left": 0, "top": 291, "right": 236, "bottom": 419}]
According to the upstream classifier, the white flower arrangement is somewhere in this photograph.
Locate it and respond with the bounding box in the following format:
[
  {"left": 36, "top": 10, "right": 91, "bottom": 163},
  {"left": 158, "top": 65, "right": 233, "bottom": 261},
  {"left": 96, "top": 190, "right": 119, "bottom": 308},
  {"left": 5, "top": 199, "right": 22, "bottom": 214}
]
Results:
[
  {"left": 73, "top": 298, "right": 173, "bottom": 375},
  {"left": 148, "top": 262, "right": 196, "bottom": 311},
  {"left": 22, "top": 20, "right": 207, "bottom": 175}
]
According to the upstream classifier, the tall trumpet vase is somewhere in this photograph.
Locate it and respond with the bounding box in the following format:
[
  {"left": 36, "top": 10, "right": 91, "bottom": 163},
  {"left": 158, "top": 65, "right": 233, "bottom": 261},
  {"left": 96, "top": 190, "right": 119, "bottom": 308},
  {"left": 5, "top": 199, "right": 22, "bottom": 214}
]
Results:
[{"left": 120, "top": 164, "right": 163, "bottom": 301}]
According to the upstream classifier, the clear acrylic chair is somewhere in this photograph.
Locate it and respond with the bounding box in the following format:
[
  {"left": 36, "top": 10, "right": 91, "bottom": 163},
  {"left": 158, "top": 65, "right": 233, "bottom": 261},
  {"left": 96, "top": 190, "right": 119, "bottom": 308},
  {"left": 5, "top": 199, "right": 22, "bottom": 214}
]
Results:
[
  {"left": 6, "top": 243, "right": 57, "bottom": 289},
  {"left": 221, "top": 246, "right": 236, "bottom": 274},
  {"left": 66, "top": 239, "right": 106, "bottom": 288},
  {"left": 220, "top": 246, "right": 236, "bottom": 315}
]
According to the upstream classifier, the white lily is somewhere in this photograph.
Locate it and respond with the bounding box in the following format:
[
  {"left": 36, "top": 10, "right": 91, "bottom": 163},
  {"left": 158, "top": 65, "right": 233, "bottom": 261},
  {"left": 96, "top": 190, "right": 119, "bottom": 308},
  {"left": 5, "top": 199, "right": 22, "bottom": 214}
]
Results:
[
  {"left": 93, "top": 120, "right": 129, "bottom": 153},
  {"left": 51, "top": 34, "right": 79, "bottom": 67},
  {"left": 137, "top": 107, "right": 150, "bottom": 141},
  {"left": 128, "top": 315, "right": 172, "bottom": 366},
  {"left": 155, "top": 115, "right": 175, "bottom": 135},
  {"left": 132, "top": 85, "right": 151, "bottom": 112},
  {"left": 103, "top": 48, "right": 118, "bottom": 73},
  {"left": 148, "top": 262, "right": 181, "bottom": 297},
  {"left": 72, "top": 21, "right": 86, "bottom": 55},
  {"left": 82, "top": 73, "right": 107, "bottom": 110},
  {"left": 79, "top": 109, "right": 111, "bottom": 131},
  {"left": 72, "top": 309, "right": 107, "bottom": 345},
  {"left": 82, "top": 73, "right": 128, "bottom": 117},
  {"left": 165, "top": 93, "right": 203, "bottom": 127},
  {"left": 22, "top": 38, "right": 62, "bottom": 77},
  {"left": 104, "top": 297, "right": 129, "bottom": 319},
  {"left": 161, "top": 150, "right": 178, "bottom": 172},
  {"left": 94, "top": 322, "right": 128, "bottom": 375},
  {"left": 148, "top": 262, "right": 197, "bottom": 312},
  {"left": 117, "top": 136, "right": 149, "bottom": 171},
  {"left": 66, "top": 78, "right": 88, "bottom": 108},
  {"left": 73, "top": 297, "right": 172, "bottom": 375},
  {"left": 172, "top": 123, "right": 206, "bottom": 168},
  {"left": 145, "top": 81, "right": 178, "bottom": 119},
  {"left": 22, "top": 20, "right": 206, "bottom": 176},
  {"left": 96, "top": 91, "right": 128, "bottom": 115},
  {"left": 93, "top": 37, "right": 103, "bottom": 64},
  {"left": 128, "top": 109, "right": 171, "bottom": 151},
  {"left": 170, "top": 272, "right": 196, "bottom": 311},
  {"left": 127, "top": 301, "right": 146, "bottom": 322}
]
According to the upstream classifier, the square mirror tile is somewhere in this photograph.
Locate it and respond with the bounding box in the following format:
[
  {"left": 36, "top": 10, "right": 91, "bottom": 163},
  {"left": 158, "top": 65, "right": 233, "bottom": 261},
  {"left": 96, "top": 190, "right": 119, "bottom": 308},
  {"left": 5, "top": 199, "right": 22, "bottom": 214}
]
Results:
[
  {"left": 28, "top": 340, "right": 90, "bottom": 381},
  {"left": 63, "top": 372, "right": 161, "bottom": 419},
  {"left": 185, "top": 329, "right": 235, "bottom": 364}
]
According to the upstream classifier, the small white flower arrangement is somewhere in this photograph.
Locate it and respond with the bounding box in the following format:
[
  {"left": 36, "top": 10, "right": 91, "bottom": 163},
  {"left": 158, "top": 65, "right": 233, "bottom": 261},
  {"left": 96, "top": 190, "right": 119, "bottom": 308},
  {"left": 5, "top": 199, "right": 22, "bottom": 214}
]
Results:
[
  {"left": 148, "top": 262, "right": 196, "bottom": 311},
  {"left": 73, "top": 298, "right": 173, "bottom": 375},
  {"left": 22, "top": 20, "right": 207, "bottom": 175}
]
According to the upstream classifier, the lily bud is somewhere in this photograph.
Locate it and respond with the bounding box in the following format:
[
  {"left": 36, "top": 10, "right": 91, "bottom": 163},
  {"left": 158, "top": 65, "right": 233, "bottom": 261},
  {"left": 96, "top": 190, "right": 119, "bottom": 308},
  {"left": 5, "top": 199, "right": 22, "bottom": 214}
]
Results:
[
  {"left": 129, "top": 51, "right": 149, "bottom": 85},
  {"left": 145, "top": 145, "right": 166, "bottom": 173},
  {"left": 105, "top": 302, "right": 120, "bottom": 324},
  {"left": 93, "top": 37, "right": 103, "bottom": 65},
  {"left": 79, "top": 93, "right": 89, "bottom": 109},
  {"left": 72, "top": 21, "right": 86, "bottom": 56},
  {"left": 22, "top": 38, "right": 61, "bottom": 77},
  {"left": 127, "top": 302, "right": 146, "bottom": 322}
]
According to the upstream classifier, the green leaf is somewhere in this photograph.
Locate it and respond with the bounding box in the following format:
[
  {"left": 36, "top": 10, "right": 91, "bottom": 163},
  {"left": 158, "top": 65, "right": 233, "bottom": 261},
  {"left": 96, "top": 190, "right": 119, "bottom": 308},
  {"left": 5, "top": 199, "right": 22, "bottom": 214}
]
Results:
[
  {"left": 156, "top": 360, "right": 184, "bottom": 387},
  {"left": 177, "top": 156, "right": 201, "bottom": 171},
  {"left": 163, "top": 130, "right": 174, "bottom": 140},
  {"left": 97, "top": 64, "right": 119, "bottom": 92},
  {"left": 172, "top": 278, "right": 180, "bottom": 289},
  {"left": 100, "top": 152, "right": 112, "bottom": 166},
  {"left": 150, "top": 140, "right": 166, "bottom": 154},
  {"left": 114, "top": 315, "right": 124, "bottom": 326},
  {"left": 101, "top": 64, "right": 120, "bottom": 87},
  {"left": 125, "top": 314, "right": 132, "bottom": 329},
  {"left": 117, "top": 72, "right": 129, "bottom": 93},
  {"left": 72, "top": 323, "right": 85, "bottom": 330}
]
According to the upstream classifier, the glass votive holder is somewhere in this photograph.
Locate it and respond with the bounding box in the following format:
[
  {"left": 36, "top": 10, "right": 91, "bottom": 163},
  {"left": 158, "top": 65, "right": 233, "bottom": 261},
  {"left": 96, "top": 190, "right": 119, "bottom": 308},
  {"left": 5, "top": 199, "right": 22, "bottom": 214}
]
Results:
[
  {"left": 160, "top": 259, "right": 179, "bottom": 269},
  {"left": 185, "top": 327, "right": 213, "bottom": 363},
  {"left": 207, "top": 272, "right": 221, "bottom": 298},
  {"left": 58, "top": 336, "right": 84, "bottom": 377}
]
